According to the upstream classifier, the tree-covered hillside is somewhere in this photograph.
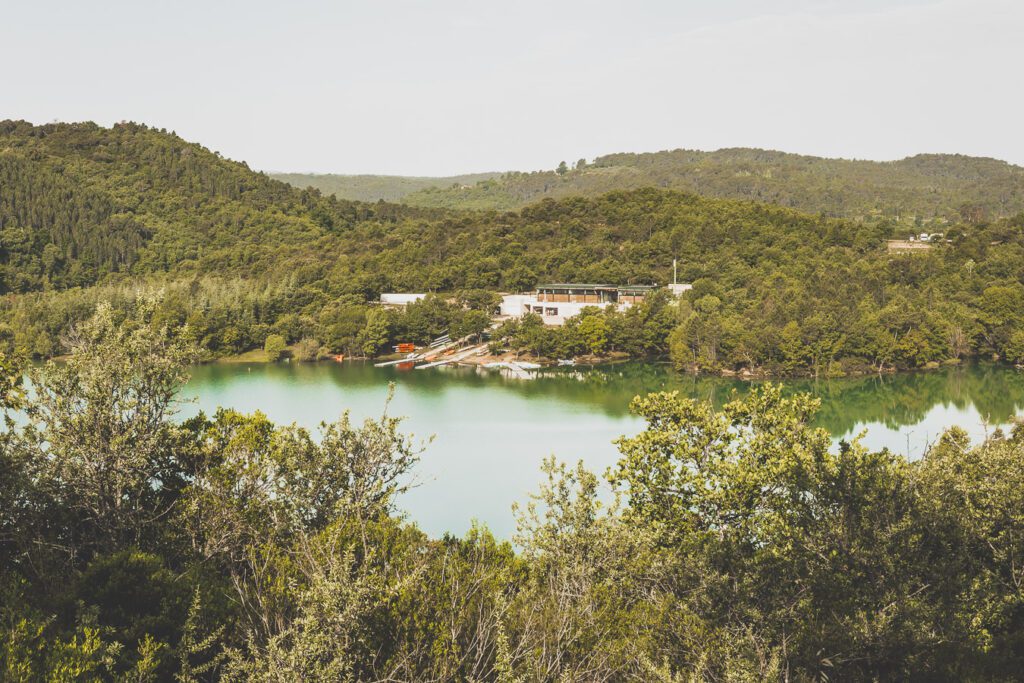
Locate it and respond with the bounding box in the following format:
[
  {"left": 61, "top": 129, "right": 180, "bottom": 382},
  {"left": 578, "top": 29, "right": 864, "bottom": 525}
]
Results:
[
  {"left": 1, "top": 120, "right": 887, "bottom": 298},
  {"left": 0, "top": 120, "right": 443, "bottom": 294},
  {"left": 3, "top": 121, "right": 1024, "bottom": 375},
  {"left": 270, "top": 171, "right": 500, "bottom": 203},
  {"left": 393, "top": 148, "right": 1024, "bottom": 220}
]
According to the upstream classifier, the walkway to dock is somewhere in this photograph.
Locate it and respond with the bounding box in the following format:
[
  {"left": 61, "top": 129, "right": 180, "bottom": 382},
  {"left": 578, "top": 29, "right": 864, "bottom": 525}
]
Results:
[
  {"left": 480, "top": 360, "right": 538, "bottom": 379},
  {"left": 374, "top": 353, "right": 424, "bottom": 368},
  {"left": 504, "top": 361, "right": 535, "bottom": 379},
  {"left": 374, "top": 333, "right": 485, "bottom": 369},
  {"left": 415, "top": 344, "right": 488, "bottom": 369}
]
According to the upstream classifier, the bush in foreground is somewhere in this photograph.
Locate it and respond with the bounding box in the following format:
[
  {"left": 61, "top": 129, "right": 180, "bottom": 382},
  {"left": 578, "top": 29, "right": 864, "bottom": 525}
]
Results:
[{"left": 1, "top": 304, "right": 1023, "bottom": 681}]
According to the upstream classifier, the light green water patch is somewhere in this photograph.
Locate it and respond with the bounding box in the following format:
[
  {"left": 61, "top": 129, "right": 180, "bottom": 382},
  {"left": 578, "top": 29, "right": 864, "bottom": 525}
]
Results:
[{"left": 179, "top": 361, "right": 1024, "bottom": 539}]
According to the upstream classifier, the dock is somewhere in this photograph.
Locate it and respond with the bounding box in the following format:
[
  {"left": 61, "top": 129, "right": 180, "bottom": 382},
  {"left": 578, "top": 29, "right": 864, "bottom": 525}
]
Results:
[
  {"left": 481, "top": 360, "right": 540, "bottom": 379},
  {"left": 415, "top": 344, "right": 488, "bottom": 369}
]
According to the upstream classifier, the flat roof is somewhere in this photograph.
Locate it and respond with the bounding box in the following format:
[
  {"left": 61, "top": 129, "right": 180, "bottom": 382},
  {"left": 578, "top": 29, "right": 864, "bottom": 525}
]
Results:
[
  {"left": 537, "top": 284, "right": 615, "bottom": 289},
  {"left": 536, "top": 283, "right": 658, "bottom": 290},
  {"left": 380, "top": 293, "right": 427, "bottom": 301}
]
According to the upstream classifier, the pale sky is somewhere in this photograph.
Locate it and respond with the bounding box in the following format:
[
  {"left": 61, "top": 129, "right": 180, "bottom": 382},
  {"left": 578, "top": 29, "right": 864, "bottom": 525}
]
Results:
[{"left": 2, "top": 0, "right": 1021, "bottom": 175}]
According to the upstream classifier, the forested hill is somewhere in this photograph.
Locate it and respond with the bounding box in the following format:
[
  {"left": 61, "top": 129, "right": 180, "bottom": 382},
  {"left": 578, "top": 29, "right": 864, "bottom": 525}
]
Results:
[
  {"left": 3, "top": 120, "right": 1024, "bottom": 376},
  {"left": 368, "top": 148, "right": 1024, "bottom": 220},
  {"left": 270, "top": 171, "right": 500, "bottom": 203},
  {"left": 1, "top": 120, "right": 887, "bottom": 298},
  {"left": 0, "top": 120, "right": 440, "bottom": 294}
]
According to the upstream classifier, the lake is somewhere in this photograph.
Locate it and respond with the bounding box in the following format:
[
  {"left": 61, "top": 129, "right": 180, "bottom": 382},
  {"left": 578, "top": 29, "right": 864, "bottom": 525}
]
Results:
[{"left": 180, "top": 361, "right": 1024, "bottom": 539}]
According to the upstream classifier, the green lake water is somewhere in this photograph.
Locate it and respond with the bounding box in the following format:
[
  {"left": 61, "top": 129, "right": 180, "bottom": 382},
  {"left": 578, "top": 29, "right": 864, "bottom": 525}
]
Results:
[{"left": 180, "top": 361, "right": 1024, "bottom": 539}]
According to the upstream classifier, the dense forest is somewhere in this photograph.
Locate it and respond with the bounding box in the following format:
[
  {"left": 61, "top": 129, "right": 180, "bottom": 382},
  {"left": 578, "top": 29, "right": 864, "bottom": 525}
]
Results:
[
  {"left": 2, "top": 306, "right": 1024, "bottom": 681},
  {"left": 280, "top": 148, "right": 1024, "bottom": 221},
  {"left": 0, "top": 119, "right": 448, "bottom": 294},
  {"left": 270, "top": 171, "right": 500, "bottom": 203},
  {"left": 2, "top": 121, "right": 1024, "bottom": 376}
]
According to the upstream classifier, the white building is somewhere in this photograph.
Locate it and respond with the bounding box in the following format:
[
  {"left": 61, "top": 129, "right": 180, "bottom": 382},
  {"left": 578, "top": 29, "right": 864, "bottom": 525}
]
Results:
[
  {"left": 499, "top": 294, "right": 532, "bottom": 317},
  {"left": 500, "top": 284, "right": 659, "bottom": 326}
]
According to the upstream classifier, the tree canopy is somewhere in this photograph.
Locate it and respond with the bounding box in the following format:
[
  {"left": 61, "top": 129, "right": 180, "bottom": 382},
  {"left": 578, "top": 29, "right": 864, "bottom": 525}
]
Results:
[
  {"left": 391, "top": 147, "right": 1024, "bottom": 220},
  {"left": 2, "top": 120, "right": 1024, "bottom": 375},
  {"left": 2, "top": 307, "right": 1024, "bottom": 680}
]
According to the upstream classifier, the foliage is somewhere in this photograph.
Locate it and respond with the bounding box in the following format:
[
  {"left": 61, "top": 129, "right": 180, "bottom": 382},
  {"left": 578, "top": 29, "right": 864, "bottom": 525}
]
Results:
[
  {"left": 262, "top": 334, "right": 286, "bottom": 361},
  {"left": 3, "top": 121, "right": 1024, "bottom": 375},
  {"left": 270, "top": 171, "right": 500, "bottom": 203},
  {"left": 19, "top": 299, "right": 197, "bottom": 561},
  {"left": 3, "top": 307, "right": 1024, "bottom": 680},
  {"left": 397, "top": 147, "right": 1024, "bottom": 221}
]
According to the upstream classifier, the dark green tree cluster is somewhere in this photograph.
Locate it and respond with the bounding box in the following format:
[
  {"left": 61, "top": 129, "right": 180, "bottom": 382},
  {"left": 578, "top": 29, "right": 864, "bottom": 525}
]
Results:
[
  {"left": 0, "top": 280, "right": 494, "bottom": 361},
  {"left": 667, "top": 213, "right": 1024, "bottom": 375},
  {"left": 0, "top": 119, "right": 443, "bottom": 295},
  {"left": 3, "top": 306, "right": 1024, "bottom": 681},
  {"left": 0, "top": 152, "right": 150, "bottom": 291}
]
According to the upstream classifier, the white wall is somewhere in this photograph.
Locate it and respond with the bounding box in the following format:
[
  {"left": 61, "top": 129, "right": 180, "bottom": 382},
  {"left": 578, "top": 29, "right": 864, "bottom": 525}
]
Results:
[
  {"left": 499, "top": 294, "right": 531, "bottom": 317},
  {"left": 503, "top": 288, "right": 695, "bottom": 325},
  {"left": 380, "top": 293, "right": 426, "bottom": 306},
  {"left": 515, "top": 297, "right": 621, "bottom": 325}
]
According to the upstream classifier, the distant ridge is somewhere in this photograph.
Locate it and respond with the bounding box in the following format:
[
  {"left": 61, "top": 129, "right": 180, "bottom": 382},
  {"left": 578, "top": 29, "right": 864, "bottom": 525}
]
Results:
[
  {"left": 270, "top": 171, "right": 501, "bottom": 203},
  {"left": 277, "top": 148, "right": 1024, "bottom": 221}
]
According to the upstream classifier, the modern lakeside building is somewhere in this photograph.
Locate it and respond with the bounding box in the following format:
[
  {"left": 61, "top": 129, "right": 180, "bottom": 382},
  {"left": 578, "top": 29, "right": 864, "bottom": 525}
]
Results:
[
  {"left": 500, "top": 283, "right": 689, "bottom": 326},
  {"left": 380, "top": 281, "right": 693, "bottom": 327}
]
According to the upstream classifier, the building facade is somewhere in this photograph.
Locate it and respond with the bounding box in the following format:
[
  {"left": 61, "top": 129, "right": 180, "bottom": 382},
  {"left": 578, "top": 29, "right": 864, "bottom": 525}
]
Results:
[{"left": 501, "top": 284, "right": 660, "bottom": 325}]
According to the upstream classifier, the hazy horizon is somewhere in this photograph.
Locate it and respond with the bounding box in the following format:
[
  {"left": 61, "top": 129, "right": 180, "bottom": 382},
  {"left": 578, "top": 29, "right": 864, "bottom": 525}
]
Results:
[
  {"left": 264, "top": 145, "right": 1023, "bottom": 177},
  {"left": 4, "top": 0, "right": 1023, "bottom": 175}
]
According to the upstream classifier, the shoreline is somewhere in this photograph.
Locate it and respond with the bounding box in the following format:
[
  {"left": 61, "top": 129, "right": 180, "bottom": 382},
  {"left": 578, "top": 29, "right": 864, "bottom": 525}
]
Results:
[{"left": 206, "top": 348, "right": 1022, "bottom": 381}]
